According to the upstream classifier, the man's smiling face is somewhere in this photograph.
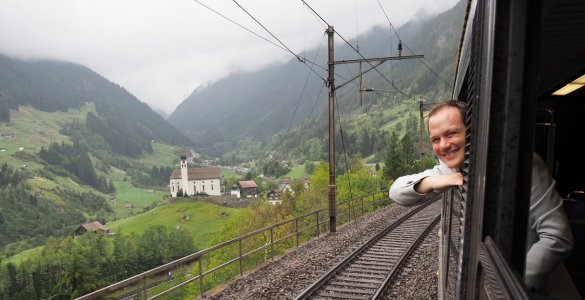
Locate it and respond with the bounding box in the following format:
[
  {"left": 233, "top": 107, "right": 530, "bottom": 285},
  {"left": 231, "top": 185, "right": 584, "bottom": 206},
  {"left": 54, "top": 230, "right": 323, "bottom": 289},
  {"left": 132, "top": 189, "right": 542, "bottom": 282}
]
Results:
[{"left": 428, "top": 106, "right": 466, "bottom": 169}]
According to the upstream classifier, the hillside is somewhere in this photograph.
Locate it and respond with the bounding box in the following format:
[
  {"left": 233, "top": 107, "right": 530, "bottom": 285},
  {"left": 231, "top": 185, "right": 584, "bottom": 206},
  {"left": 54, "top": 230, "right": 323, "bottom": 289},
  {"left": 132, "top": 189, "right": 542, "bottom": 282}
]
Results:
[
  {"left": 0, "top": 103, "right": 185, "bottom": 256},
  {"left": 2, "top": 200, "right": 244, "bottom": 266},
  {"left": 108, "top": 201, "right": 243, "bottom": 249},
  {"left": 168, "top": 0, "right": 466, "bottom": 162},
  {"left": 0, "top": 53, "right": 193, "bottom": 153}
]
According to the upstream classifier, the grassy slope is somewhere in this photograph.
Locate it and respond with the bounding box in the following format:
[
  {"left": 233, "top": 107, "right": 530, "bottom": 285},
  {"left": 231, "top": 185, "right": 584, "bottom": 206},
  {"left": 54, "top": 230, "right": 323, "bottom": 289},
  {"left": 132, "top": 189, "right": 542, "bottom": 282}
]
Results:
[
  {"left": 0, "top": 105, "right": 91, "bottom": 169},
  {"left": 108, "top": 201, "right": 243, "bottom": 249},
  {"left": 0, "top": 105, "right": 174, "bottom": 220},
  {"left": 285, "top": 163, "right": 309, "bottom": 179},
  {"left": 4, "top": 201, "right": 245, "bottom": 265},
  {"left": 1, "top": 105, "right": 244, "bottom": 262}
]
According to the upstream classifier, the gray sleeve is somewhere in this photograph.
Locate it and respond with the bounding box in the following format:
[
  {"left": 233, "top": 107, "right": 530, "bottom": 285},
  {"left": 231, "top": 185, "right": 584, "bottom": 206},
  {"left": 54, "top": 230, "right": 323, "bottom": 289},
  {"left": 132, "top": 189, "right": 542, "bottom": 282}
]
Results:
[
  {"left": 389, "top": 166, "right": 445, "bottom": 206},
  {"left": 524, "top": 153, "right": 574, "bottom": 290}
]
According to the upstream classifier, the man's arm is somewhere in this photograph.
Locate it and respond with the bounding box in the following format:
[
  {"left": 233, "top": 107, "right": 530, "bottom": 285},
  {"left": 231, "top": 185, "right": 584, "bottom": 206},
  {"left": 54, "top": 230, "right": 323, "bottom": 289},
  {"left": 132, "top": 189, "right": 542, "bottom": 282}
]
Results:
[
  {"left": 389, "top": 163, "right": 462, "bottom": 206},
  {"left": 414, "top": 173, "right": 463, "bottom": 194}
]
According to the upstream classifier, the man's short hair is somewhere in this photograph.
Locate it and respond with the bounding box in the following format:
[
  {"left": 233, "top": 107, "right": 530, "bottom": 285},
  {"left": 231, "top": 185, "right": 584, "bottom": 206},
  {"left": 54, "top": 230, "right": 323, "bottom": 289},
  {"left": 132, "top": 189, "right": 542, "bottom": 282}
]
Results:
[{"left": 427, "top": 100, "right": 467, "bottom": 126}]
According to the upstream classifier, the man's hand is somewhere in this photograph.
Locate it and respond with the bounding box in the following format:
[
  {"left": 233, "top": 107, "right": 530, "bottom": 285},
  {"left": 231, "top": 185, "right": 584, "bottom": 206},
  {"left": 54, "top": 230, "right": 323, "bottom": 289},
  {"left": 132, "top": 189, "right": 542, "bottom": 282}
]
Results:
[{"left": 415, "top": 173, "right": 463, "bottom": 194}]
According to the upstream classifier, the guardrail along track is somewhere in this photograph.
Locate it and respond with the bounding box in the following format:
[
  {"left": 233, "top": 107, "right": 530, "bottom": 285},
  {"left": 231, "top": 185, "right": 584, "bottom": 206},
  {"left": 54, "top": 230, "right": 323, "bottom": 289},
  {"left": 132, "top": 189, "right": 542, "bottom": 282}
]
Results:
[{"left": 295, "top": 198, "right": 442, "bottom": 300}]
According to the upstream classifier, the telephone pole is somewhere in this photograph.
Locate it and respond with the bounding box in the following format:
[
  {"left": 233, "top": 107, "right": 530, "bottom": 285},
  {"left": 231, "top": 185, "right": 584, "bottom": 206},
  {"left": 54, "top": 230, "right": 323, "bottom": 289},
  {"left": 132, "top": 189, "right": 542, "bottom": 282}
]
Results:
[{"left": 326, "top": 26, "right": 423, "bottom": 233}]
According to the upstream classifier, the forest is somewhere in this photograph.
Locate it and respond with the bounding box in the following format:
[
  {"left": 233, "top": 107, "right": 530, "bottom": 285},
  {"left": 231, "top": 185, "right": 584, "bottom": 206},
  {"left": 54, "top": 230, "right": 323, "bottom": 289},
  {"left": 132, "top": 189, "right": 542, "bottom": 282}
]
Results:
[
  {"left": 0, "top": 163, "right": 111, "bottom": 257},
  {"left": 0, "top": 225, "right": 195, "bottom": 299},
  {"left": 0, "top": 133, "right": 432, "bottom": 299}
]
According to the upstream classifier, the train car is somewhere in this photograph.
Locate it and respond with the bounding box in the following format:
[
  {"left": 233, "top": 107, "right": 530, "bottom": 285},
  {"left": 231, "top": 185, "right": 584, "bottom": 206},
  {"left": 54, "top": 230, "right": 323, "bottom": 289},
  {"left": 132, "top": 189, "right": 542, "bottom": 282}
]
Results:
[{"left": 440, "top": 0, "right": 585, "bottom": 299}]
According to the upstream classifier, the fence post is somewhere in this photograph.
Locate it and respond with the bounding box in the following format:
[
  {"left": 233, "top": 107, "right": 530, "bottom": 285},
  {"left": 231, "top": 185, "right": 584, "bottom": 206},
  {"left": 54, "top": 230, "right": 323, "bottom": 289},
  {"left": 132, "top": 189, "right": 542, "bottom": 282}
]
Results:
[
  {"left": 270, "top": 227, "right": 274, "bottom": 260},
  {"left": 295, "top": 218, "right": 299, "bottom": 248},
  {"left": 316, "top": 211, "right": 320, "bottom": 237},
  {"left": 239, "top": 239, "right": 243, "bottom": 276},
  {"left": 348, "top": 198, "right": 352, "bottom": 222},
  {"left": 199, "top": 257, "right": 205, "bottom": 298},
  {"left": 142, "top": 275, "right": 147, "bottom": 299}
]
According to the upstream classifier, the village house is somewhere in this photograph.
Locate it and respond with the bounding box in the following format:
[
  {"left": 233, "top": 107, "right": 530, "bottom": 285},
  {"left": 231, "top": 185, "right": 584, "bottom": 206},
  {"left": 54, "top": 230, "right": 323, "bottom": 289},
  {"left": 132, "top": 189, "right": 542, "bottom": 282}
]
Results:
[
  {"left": 237, "top": 180, "right": 258, "bottom": 198},
  {"left": 276, "top": 178, "right": 311, "bottom": 197},
  {"left": 169, "top": 155, "right": 221, "bottom": 197},
  {"left": 72, "top": 221, "right": 109, "bottom": 238},
  {"left": 266, "top": 190, "right": 282, "bottom": 205},
  {"left": 277, "top": 179, "right": 294, "bottom": 194},
  {"left": 267, "top": 190, "right": 279, "bottom": 200}
]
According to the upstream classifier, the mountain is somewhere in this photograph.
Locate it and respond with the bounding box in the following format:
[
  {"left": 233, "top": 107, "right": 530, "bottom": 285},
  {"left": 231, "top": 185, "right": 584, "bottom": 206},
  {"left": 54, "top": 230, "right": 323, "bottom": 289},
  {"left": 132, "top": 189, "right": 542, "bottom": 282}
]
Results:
[
  {"left": 0, "top": 56, "right": 195, "bottom": 257},
  {"left": 0, "top": 54, "right": 193, "bottom": 153},
  {"left": 168, "top": 0, "right": 466, "bottom": 159}
]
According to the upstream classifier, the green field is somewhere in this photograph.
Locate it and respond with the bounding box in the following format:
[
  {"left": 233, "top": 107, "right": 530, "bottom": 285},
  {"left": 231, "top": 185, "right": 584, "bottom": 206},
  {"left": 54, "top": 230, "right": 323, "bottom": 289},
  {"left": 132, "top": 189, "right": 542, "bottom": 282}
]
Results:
[
  {"left": 4, "top": 201, "right": 245, "bottom": 264},
  {"left": 2, "top": 247, "right": 44, "bottom": 266},
  {"left": 108, "top": 201, "right": 244, "bottom": 249},
  {"left": 285, "top": 163, "right": 309, "bottom": 179},
  {"left": 220, "top": 168, "right": 240, "bottom": 179},
  {"left": 0, "top": 104, "right": 249, "bottom": 269},
  {"left": 136, "top": 142, "right": 183, "bottom": 168}
]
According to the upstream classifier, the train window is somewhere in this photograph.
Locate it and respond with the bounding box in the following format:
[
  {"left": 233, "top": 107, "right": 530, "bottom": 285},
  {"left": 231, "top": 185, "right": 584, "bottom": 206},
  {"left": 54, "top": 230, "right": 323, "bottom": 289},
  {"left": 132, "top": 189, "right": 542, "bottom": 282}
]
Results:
[{"left": 535, "top": 87, "right": 585, "bottom": 299}]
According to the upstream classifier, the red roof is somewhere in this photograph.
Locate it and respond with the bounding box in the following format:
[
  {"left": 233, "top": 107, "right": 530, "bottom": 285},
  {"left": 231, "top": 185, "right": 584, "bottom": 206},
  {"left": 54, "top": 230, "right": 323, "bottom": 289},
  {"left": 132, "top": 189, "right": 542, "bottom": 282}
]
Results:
[
  {"left": 170, "top": 167, "right": 220, "bottom": 180},
  {"left": 239, "top": 180, "right": 258, "bottom": 189}
]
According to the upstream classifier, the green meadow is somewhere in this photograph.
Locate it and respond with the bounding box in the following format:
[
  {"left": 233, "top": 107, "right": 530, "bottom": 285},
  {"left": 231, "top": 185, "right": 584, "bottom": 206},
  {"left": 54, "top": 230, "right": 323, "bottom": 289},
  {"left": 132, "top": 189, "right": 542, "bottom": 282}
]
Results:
[
  {"left": 285, "top": 163, "right": 309, "bottom": 179},
  {"left": 108, "top": 201, "right": 244, "bottom": 249}
]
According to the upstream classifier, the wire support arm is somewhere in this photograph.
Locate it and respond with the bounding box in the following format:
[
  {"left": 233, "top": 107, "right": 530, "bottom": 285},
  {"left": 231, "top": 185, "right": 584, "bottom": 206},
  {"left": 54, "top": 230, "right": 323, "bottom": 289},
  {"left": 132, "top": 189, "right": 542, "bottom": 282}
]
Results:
[{"left": 334, "top": 54, "right": 424, "bottom": 65}]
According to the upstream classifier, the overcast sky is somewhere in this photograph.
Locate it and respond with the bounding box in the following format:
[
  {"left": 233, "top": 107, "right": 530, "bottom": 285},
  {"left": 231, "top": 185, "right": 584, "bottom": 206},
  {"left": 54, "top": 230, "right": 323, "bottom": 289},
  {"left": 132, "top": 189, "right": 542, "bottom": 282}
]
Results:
[{"left": 0, "top": 0, "right": 459, "bottom": 115}]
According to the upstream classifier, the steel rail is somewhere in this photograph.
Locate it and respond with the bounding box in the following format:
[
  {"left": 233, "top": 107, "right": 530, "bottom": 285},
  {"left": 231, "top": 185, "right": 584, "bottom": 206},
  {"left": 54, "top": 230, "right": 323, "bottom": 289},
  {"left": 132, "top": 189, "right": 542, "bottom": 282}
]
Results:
[{"left": 294, "top": 196, "right": 441, "bottom": 300}]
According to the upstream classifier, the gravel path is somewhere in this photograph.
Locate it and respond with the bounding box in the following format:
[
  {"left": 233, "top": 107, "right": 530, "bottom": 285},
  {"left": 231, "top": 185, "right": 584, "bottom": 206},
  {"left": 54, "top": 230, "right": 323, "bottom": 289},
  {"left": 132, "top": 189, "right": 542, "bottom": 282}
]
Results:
[{"left": 204, "top": 202, "right": 439, "bottom": 300}]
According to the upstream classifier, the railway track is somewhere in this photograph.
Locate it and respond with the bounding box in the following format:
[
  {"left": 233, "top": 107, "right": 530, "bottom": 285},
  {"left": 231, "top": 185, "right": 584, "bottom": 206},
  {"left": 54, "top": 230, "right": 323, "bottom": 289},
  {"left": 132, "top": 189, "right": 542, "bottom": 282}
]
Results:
[{"left": 294, "top": 197, "right": 442, "bottom": 300}]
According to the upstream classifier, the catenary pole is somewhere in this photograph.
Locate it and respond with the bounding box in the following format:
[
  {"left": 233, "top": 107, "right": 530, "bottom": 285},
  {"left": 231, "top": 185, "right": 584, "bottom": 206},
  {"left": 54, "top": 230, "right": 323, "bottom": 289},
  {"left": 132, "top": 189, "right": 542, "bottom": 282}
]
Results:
[{"left": 327, "top": 25, "right": 337, "bottom": 233}]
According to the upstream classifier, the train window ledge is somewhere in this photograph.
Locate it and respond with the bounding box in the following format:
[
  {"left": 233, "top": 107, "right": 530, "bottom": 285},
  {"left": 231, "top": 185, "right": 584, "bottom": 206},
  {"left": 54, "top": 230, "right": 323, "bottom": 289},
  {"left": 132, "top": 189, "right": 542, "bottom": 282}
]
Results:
[
  {"left": 562, "top": 192, "right": 585, "bottom": 299},
  {"left": 479, "top": 236, "right": 529, "bottom": 299}
]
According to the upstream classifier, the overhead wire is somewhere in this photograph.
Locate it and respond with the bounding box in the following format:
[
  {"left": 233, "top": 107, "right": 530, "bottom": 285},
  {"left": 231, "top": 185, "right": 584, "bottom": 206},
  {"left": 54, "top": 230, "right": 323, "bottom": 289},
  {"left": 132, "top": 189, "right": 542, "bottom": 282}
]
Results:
[
  {"left": 192, "top": 0, "right": 327, "bottom": 83},
  {"left": 376, "top": 0, "right": 452, "bottom": 87},
  {"left": 193, "top": 0, "right": 360, "bottom": 90},
  {"left": 280, "top": 33, "right": 327, "bottom": 159},
  {"left": 231, "top": 0, "right": 328, "bottom": 84},
  {"left": 301, "top": 0, "right": 417, "bottom": 102},
  {"left": 192, "top": 0, "right": 286, "bottom": 53},
  {"left": 232, "top": 0, "right": 303, "bottom": 63},
  {"left": 334, "top": 92, "right": 353, "bottom": 200},
  {"left": 194, "top": 0, "right": 366, "bottom": 167}
]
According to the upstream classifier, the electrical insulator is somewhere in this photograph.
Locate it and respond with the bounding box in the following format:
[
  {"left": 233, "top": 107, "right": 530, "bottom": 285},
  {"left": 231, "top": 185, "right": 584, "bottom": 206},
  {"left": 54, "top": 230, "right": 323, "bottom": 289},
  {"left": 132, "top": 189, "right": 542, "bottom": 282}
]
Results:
[{"left": 398, "top": 41, "right": 403, "bottom": 57}]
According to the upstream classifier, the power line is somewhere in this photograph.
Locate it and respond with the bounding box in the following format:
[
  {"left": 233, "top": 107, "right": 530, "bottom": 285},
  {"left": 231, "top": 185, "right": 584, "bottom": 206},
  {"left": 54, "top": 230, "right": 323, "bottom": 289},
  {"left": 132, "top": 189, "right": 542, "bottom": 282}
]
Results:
[
  {"left": 334, "top": 92, "right": 353, "bottom": 200},
  {"left": 280, "top": 34, "right": 327, "bottom": 159},
  {"left": 192, "top": 0, "right": 286, "bottom": 52},
  {"left": 193, "top": 0, "right": 327, "bottom": 83},
  {"left": 231, "top": 0, "right": 331, "bottom": 84},
  {"left": 232, "top": 0, "right": 303, "bottom": 63},
  {"left": 302, "top": 0, "right": 417, "bottom": 102},
  {"left": 193, "top": 0, "right": 367, "bottom": 92},
  {"left": 375, "top": 0, "right": 452, "bottom": 87}
]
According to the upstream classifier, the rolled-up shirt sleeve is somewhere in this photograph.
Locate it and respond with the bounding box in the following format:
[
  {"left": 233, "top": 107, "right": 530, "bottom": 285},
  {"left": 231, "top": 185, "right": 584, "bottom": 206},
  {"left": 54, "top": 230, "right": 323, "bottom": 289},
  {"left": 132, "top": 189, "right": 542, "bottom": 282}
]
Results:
[{"left": 389, "top": 162, "right": 453, "bottom": 206}]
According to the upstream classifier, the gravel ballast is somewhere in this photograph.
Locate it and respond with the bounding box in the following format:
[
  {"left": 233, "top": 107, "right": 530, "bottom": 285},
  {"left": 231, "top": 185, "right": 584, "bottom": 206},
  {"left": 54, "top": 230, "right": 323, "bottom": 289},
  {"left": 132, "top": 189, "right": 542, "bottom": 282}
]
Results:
[{"left": 205, "top": 203, "right": 439, "bottom": 300}]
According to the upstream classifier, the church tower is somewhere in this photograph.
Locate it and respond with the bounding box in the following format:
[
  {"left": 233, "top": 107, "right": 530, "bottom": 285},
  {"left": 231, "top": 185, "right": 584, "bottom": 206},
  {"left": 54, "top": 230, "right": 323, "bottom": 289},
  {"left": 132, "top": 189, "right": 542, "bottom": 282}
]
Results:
[{"left": 180, "top": 155, "right": 189, "bottom": 195}]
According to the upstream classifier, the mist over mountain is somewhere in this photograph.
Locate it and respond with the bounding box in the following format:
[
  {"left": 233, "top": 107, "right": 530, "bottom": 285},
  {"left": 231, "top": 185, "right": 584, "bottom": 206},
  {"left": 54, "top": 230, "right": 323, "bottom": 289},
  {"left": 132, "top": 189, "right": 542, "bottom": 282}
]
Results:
[
  {"left": 0, "top": 54, "right": 194, "bottom": 255},
  {"left": 168, "top": 0, "right": 465, "bottom": 158},
  {"left": 0, "top": 54, "right": 192, "bottom": 152}
]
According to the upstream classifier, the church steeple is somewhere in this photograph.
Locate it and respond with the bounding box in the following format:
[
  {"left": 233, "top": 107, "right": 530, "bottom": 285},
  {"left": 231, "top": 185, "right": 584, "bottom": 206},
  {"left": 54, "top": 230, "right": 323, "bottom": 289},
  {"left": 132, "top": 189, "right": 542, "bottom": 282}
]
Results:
[{"left": 180, "top": 155, "right": 188, "bottom": 195}]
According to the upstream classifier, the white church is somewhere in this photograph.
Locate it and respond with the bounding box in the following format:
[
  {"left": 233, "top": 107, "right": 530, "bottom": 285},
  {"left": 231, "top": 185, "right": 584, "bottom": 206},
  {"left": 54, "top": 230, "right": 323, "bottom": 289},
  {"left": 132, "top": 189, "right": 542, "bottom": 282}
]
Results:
[{"left": 169, "top": 156, "right": 221, "bottom": 197}]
